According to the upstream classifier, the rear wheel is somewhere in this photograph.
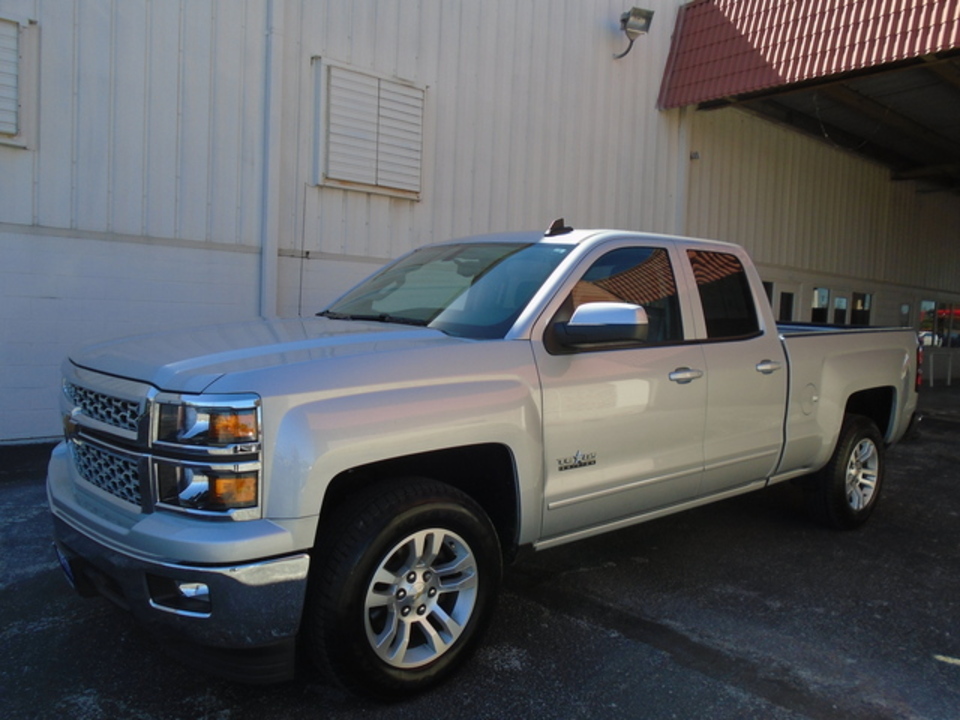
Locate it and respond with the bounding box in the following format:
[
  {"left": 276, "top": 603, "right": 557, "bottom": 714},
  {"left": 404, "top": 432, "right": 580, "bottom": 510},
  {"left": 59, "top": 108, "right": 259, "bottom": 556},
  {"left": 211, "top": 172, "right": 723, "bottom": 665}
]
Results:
[
  {"left": 304, "top": 478, "right": 502, "bottom": 698},
  {"left": 805, "top": 414, "right": 885, "bottom": 530}
]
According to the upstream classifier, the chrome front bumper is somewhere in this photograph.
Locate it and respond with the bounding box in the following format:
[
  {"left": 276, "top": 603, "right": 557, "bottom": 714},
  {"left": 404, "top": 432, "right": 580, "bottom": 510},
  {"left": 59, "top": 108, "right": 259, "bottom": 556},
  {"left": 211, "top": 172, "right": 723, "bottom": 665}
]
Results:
[
  {"left": 54, "top": 517, "right": 310, "bottom": 682},
  {"left": 52, "top": 514, "right": 310, "bottom": 682}
]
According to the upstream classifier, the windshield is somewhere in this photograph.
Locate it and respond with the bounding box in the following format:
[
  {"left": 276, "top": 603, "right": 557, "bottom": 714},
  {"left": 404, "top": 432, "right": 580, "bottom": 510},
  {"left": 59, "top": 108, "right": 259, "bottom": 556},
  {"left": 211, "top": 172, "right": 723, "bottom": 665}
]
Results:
[{"left": 323, "top": 242, "right": 572, "bottom": 339}]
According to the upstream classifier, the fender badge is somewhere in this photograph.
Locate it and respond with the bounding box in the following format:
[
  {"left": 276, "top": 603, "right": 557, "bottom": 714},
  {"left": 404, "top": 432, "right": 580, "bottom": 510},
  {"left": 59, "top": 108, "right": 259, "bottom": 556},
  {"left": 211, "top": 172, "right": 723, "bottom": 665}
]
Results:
[{"left": 557, "top": 450, "right": 597, "bottom": 472}]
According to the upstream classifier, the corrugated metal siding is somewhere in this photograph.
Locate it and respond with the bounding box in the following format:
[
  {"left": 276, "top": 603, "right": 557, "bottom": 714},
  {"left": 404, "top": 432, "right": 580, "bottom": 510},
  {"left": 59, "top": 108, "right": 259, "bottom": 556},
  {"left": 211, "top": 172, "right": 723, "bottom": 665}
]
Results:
[
  {"left": 683, "top": 106, "right": 960, "bottom": 293},
  {"left": 0, "top": 0, "right": 268, "bottom": 245},
  {"left": 0, "top": 0, "right": 689, "bottom": 314},
  {"left": 1, "top": 0, "right": 956, "bottom": 290},
  {"left": 660, "top": 0, "right": 960, "bottom": 108},
  {"left": 291, "top": 0, "right": 684, "bottom": 273},
  {"left": 3, "top": 0, "right": 960, "bottom": 442}
]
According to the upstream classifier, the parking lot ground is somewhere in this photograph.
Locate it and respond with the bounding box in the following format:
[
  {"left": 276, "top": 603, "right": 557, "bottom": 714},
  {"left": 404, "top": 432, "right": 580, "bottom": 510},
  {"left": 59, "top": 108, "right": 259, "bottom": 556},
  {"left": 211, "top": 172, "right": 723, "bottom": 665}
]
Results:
[{"left": 1, "top": 385, "right": 958, "bottom": 719}]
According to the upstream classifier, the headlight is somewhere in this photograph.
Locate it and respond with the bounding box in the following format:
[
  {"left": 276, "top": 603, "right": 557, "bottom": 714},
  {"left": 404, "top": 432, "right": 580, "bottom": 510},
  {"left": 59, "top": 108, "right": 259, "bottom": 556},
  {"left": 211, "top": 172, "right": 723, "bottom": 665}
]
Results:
[
  {"left": 157, "top": 464, "right": 259, "bottom": 512},
  {"left": 156, "top": 396, "right": 260, "bottom": 449},
  {"left": 152, "top": 393, "right": 262, "bottom": 516}
]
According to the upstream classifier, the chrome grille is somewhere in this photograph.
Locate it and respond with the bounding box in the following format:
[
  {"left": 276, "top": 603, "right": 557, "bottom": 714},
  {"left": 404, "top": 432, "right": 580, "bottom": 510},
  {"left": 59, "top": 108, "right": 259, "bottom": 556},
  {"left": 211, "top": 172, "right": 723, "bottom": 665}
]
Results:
[
  {"left": 70, "top": 440, "right": 142, "bottom": 507},
  {"left": 65, "top": 382, "right": 141, "bottom": 433}
]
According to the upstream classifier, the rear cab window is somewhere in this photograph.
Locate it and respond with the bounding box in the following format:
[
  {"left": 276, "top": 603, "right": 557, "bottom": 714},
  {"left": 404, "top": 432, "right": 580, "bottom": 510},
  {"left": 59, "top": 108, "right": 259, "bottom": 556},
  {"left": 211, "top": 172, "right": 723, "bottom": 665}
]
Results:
[{"left": 686, "top": 250, "right": 760, "bottom": 340}]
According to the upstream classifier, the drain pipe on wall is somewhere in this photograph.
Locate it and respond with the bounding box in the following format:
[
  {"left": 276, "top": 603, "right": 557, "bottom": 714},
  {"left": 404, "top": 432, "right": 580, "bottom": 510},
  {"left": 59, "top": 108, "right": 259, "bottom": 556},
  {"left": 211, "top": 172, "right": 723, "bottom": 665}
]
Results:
[{"left": 259, "top": 0, "right": 283, "bottom": 319}]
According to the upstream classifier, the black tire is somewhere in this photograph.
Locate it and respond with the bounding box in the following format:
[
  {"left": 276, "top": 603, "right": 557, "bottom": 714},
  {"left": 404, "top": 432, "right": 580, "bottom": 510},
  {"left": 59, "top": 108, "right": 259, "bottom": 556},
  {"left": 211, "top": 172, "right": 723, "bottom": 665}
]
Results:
[
  {"left": 805, "top": 414, "right": 885, "bottom": 530},
  {"left": 304, "top": 478, "right": 502, "bottom": 698}
]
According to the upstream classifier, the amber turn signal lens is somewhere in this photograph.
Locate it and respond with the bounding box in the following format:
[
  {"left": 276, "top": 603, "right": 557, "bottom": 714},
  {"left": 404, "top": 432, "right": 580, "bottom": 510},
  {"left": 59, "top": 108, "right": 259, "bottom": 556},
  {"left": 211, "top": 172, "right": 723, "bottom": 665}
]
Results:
[
  {"left": 211, "top": 474, "right": 258, "bottom": 509},
  {"left": 210, "top": 410, "right": 258, "bottom": 444}
]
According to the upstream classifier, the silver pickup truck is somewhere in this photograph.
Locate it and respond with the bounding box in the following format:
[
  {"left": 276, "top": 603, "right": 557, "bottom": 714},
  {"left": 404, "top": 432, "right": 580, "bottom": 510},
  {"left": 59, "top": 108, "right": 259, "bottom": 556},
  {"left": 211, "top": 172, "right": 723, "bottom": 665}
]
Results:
[{"left": 48, "top": 224, "right": 920, "bottom": 697}]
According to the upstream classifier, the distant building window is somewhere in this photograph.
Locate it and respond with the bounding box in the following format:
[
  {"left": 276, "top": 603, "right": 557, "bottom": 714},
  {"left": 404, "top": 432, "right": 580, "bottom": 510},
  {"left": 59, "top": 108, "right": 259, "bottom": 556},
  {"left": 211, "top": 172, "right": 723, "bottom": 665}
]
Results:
[
  {"left": 812, "top": 287, "right": 830, "bottom": 323},
  {"left": 779, "top": 291, "right": 794, "bottom": 322},
  {"left": 314, "top": 60, "right": 424, "bottom": 199},
  {"left": 852, "top": 292, "right": 872, "bottom": 326},
  {"left": 0, "top": 18, "right": 19, "bottom": 136},
  {"left": 833, "top": 296, "right": 848, "bottom": 325},
  {"left": 899, "top": 303, "right": 911, "bottom": 328}
]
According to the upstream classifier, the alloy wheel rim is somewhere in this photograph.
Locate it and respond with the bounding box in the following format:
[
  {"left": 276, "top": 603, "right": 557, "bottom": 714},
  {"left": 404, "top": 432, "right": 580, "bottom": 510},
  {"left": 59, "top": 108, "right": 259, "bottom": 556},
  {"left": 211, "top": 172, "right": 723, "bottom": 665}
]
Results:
[
  {"left": 845, "top": 438, "right": 879, "bottom": 511},
  {"left": 363, "top": 528, "right": 478, "bottom": 668}
]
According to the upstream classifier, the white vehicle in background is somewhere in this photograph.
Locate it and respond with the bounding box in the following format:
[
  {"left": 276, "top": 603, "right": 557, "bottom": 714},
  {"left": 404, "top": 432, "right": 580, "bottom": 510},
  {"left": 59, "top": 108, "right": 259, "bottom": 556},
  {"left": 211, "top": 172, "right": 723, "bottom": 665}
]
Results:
[{"left": 48, "top": 222, "right": 920, "bottom": 697}]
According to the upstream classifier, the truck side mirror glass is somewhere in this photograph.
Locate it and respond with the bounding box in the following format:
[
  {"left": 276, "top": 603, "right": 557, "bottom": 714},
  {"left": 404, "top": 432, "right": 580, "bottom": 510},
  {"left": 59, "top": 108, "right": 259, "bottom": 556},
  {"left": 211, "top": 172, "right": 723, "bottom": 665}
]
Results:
[{"left": 555, "top": 302, "right": 649, "bottom": 347}]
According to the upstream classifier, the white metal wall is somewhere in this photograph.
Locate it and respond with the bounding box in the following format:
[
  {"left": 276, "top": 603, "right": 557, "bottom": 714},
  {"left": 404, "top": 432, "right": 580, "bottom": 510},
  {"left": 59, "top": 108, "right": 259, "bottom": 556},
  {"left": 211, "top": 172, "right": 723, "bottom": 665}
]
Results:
[
  {"left": 0, "top": 0, "right": 273, "bottom": 442},
  {"left": 1, "top": 0, "right": 959, "bottom": 442},
  {"left": 0, "top": 0, "right": 269, "bottom": 243},
  {"left": 280, "top": 0, "right": 688, "bottom": 314}
]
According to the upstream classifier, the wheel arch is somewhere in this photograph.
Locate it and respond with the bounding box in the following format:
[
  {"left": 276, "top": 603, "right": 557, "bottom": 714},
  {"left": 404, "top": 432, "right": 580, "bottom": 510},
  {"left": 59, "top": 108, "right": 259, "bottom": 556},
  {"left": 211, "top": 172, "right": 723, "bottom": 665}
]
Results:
[
  {"left": 318, "top": 443, "right": 521, "bottom": 561},
  {"left": 844, "top": 386, "right": 895, "bottom": 439}
]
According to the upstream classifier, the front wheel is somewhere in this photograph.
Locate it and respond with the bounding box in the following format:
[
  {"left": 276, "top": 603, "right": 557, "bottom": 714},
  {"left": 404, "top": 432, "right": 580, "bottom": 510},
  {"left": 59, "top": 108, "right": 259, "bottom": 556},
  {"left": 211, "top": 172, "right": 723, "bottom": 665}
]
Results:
[
  {"left": 304, "top": 479, "right": 502, "bottom": 698},
  {"left": 805, "top": 414, "right": 885, "bottom": 530}
]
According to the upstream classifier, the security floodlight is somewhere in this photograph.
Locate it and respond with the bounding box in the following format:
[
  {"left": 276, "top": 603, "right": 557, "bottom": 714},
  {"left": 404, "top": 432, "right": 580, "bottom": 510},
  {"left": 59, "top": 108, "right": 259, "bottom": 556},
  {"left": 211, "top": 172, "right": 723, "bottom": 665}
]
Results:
[{"left": 614, "top": 7, "right": 654, "bottom": 59}]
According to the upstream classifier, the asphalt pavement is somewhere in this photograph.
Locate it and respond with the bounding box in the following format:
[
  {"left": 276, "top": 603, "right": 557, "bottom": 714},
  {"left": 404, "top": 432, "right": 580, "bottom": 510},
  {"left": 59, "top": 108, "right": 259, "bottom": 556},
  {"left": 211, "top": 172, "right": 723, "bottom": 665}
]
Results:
[{"left": 1, "top": 385, "right": 958, "bottom": 719}]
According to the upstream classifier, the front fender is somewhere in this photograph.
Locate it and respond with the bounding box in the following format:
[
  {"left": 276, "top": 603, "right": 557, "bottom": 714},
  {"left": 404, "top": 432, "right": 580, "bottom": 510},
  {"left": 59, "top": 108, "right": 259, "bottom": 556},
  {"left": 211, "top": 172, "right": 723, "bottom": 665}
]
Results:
[{"left": 259, "top": 342, "right": 545, "bottom": 545}]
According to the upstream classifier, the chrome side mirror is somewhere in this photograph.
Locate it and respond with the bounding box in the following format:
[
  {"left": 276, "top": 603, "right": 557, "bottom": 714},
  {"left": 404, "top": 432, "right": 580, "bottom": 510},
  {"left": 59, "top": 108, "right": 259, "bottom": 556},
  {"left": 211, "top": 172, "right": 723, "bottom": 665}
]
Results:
[{"left": 555, "top": 302, "right": 649, "bottom": 346}]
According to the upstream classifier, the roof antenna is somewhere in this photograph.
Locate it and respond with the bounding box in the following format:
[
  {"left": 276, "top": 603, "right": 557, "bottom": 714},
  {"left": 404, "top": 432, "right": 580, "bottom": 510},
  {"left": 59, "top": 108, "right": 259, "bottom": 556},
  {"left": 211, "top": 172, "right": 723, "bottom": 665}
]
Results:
[{"left": 545, "top": 218, "right": 573, "bottom": 237}]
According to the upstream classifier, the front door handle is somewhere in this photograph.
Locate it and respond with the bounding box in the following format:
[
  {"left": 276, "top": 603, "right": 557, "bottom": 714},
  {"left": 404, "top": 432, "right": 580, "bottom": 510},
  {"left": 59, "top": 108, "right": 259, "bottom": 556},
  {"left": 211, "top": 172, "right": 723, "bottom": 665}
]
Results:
[
  {"left": 756, "top": 359, "right": 783, "bottom": 375},
  {"left": 669, "top": 367, "right": 704, "bottom": 384}
]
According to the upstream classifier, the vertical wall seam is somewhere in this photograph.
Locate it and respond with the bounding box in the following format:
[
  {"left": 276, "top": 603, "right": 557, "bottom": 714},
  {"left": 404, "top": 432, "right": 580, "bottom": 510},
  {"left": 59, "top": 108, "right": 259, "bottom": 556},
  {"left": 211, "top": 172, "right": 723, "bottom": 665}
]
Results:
[
  {"left": 140, "top": 0, "right": 150, "bottom": 236},
  {"left": 233, "top": 0, "right": 247, "bottom": 245},
  {"left": 106, "top": 0, "right": 115, "bottom": 233},
  {"left": 69, "top": 0, "right": 78, "bottom": 229},
  {"left": 31, "top": 1, "right": 41, "bottom": 225},
  {"left": 259, "top": 0, "right": 282, "bottom": 318},
  {"left": 205, "top": 0, "right": 217, "bottom": 243},
  {"left": 174, "top": 0, "right": 184, "bottom": 239}
]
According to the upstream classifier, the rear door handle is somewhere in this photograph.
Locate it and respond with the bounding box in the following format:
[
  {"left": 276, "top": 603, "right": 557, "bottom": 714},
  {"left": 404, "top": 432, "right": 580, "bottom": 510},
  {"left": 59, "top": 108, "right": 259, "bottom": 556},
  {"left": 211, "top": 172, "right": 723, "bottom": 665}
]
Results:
[
  {"left": 669, "top": 367, "right": 704, "bottom": 384},
  {"left": 756, "top": 359, "right": 783, "bottom": 374}
]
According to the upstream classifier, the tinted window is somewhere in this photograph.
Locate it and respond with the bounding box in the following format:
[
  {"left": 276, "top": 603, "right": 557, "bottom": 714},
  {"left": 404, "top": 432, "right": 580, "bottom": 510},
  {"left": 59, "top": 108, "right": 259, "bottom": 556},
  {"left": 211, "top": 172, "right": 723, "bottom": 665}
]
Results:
[
  {"left": 567, "top": 247, "right": 683, "bottom": 343},
  {"left": 687, "top": 250, "right": 759, "bottom": 339}
]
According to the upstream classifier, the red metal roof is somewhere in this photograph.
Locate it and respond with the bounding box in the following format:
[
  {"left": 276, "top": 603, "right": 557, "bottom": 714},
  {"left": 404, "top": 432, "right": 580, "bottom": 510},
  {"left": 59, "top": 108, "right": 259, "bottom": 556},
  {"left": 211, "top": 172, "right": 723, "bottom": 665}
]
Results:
[{"left": 658, "top": 0, "right": 960, "bottom": 109}]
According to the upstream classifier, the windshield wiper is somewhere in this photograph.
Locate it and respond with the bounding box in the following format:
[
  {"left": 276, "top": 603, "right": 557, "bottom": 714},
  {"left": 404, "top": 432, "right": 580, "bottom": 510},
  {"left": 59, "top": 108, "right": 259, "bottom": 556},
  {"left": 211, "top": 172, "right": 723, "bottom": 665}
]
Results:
[{"left": 317, "top": 310, "right": 428, "bottom": 327}]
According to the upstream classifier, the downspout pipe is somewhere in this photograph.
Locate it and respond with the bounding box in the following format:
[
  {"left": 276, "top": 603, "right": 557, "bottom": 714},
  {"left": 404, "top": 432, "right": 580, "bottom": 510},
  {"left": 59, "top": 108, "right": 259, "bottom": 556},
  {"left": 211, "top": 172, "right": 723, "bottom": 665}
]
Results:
[{"left": 259, "top": 0, "right": 283, "bottom": 318}]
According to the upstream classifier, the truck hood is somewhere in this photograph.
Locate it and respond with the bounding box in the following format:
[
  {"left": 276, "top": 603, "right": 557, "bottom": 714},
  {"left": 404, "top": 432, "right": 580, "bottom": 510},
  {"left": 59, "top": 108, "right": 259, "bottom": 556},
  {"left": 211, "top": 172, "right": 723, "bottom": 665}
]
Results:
[{"left": 70, "top": 318, "right": 464, "bottom": 394}]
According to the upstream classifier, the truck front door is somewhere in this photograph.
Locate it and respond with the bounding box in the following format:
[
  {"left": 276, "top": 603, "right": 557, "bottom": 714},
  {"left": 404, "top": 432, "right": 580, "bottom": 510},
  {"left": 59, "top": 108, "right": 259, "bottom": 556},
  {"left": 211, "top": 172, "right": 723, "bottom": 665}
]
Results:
[{"left": 532, "top": 244, "right": 707, "bottom": 541}]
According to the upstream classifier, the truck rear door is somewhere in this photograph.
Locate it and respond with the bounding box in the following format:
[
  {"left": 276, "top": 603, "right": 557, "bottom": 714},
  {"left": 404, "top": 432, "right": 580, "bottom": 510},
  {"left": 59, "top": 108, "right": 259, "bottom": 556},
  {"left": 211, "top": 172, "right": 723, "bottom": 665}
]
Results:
[{"left": 683, "top": 248, "right": 788, "bottom": 495}]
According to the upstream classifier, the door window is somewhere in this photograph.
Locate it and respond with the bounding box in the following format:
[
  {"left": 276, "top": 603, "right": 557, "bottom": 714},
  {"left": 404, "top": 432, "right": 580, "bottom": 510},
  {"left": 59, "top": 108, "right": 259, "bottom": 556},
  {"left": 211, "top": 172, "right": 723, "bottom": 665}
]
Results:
[
  {"left": 560, "top": 247, "right": 683, "bottom": 344},
  {"left": 686, "top": 250, "right": 759, "bottom": 339}
]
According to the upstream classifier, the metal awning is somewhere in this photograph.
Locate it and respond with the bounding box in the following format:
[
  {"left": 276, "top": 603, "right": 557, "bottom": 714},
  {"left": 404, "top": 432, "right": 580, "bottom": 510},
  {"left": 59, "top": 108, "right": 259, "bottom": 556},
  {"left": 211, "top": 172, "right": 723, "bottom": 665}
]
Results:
[{"left": 659, "top": 0, "right": 960, "bottom": 193}]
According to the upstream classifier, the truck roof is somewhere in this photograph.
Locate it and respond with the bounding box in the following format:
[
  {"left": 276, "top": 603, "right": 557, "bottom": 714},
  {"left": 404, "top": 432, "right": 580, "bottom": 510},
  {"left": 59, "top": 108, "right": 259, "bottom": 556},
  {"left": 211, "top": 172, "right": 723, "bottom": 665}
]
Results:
[{"left": 429, "top": 222, "right": 740, "bottom": 252}]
